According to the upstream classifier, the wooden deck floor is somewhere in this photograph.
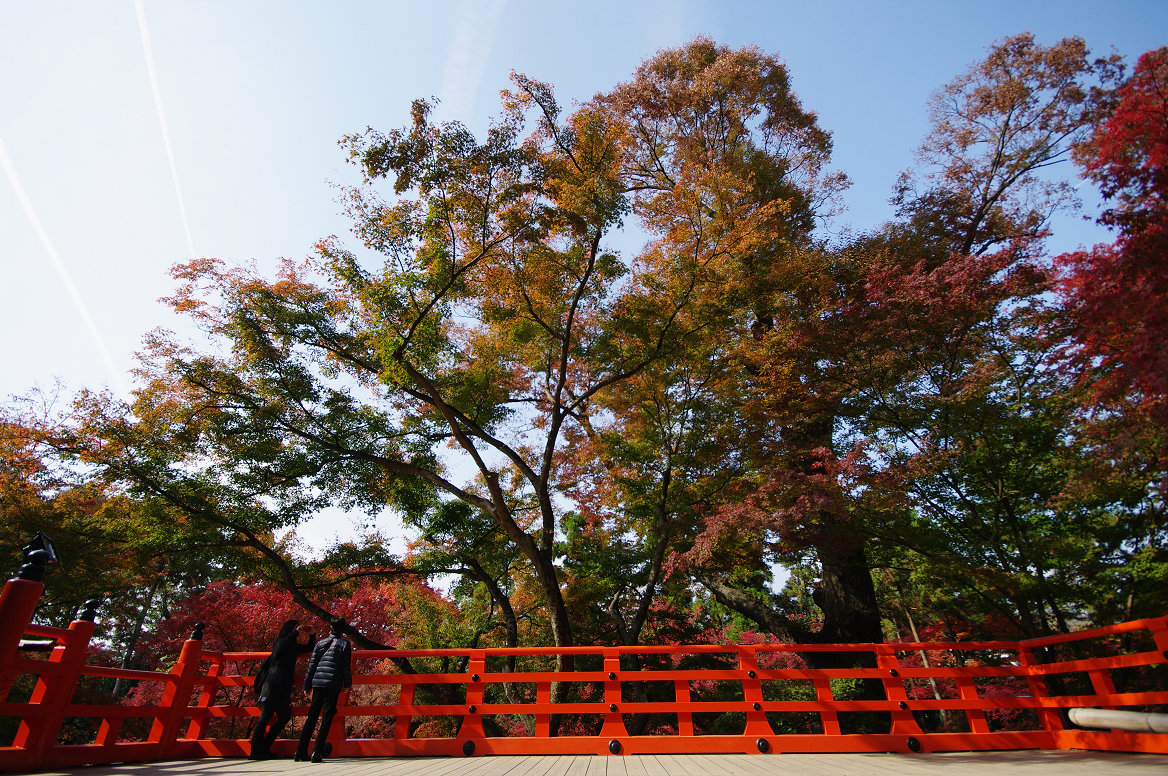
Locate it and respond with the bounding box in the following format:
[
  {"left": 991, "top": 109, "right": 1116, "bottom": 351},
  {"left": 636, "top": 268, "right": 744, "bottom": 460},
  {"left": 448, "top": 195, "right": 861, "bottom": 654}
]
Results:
[{"left": 32, "top": 751, "right": 1168, "bottom": 776}]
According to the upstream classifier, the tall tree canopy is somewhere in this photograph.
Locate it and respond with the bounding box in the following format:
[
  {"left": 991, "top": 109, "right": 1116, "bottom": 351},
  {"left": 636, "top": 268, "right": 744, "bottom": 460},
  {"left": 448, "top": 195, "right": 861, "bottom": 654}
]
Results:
[
  {"left": 11, "top": 35, "right": 1162, "bottom": 676},
  {"left": 68, "top": 38, "right": 843, "bottom": 660}
]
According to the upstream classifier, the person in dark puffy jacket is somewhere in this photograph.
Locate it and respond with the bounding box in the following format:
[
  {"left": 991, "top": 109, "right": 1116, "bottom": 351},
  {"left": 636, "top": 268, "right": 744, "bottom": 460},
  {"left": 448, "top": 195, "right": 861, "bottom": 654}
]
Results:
[
  {"left": 295, "top": 616, "right": 353, "bottom": 762},
  {"left": 249, "top": 620, "right": 315, "bottom": 759}
]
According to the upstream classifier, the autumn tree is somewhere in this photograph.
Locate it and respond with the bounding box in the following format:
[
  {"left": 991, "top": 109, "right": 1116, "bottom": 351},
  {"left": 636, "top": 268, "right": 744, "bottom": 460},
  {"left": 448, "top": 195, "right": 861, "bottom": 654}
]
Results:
[
  {"left": 1051, "top": 47, "right": 1168, "bottom": 625},
  {"left": 677, "top": 34, "right": 1124, "bottom": 647},
  {"left": 0, "top": 408, "right": 218, "bottom": 689},
  {"left": 854, "top": 35, "right": 1128, "bottom": 638},
  {"left": 61, "top": 36, "right": 846, "bottom": 691},
  {"left": 1059, "top": 47, "right": 1168, "bottom": 419},
  {"left": 578, "top": 38, "right": 855, "bottom": 651}
]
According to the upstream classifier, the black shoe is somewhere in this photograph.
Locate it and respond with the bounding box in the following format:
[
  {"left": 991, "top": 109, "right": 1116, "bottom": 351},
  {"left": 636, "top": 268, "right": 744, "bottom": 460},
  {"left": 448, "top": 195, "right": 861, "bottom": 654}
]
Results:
[
  {"left": 247, "top": 751, "right": 270, "bottom": 761},
  {"left": 311, "top": 752, "right": 323, "bottom": 763},
  {"left": 293, "top": 751, "right": 308, "bottom": 762}
]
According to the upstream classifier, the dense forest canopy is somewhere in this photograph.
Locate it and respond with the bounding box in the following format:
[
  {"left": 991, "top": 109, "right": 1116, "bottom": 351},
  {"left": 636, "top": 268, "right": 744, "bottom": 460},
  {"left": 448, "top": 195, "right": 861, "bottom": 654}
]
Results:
[{"left": 3, "top": 36, "right": 1166, "bottom": 680}]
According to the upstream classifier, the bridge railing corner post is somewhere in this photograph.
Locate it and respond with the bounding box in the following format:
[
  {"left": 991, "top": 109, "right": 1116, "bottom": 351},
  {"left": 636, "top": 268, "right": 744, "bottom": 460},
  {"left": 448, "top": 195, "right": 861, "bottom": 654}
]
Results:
[{"left": 149, "top": 625, "right": 205, "bottom": 759}]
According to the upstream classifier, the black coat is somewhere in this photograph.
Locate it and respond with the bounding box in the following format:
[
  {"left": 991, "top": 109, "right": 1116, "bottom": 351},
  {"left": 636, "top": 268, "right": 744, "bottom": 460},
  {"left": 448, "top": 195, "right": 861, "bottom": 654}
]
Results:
[
  {"left": 304, "top": 635, "right": 352, "bottom": 691},
  {"left": 255, "top": 633, "right": 315, "bottom": 707}
]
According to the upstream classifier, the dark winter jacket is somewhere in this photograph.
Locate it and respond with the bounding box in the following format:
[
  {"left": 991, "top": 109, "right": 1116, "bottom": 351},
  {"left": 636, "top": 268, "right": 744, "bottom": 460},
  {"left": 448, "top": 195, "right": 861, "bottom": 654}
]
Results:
[
  {"left": 255, "top": 632, "right": 315, "bottom": 707},
  {"left": 303, "top": 634, "right": 352, "bottom": 691}
]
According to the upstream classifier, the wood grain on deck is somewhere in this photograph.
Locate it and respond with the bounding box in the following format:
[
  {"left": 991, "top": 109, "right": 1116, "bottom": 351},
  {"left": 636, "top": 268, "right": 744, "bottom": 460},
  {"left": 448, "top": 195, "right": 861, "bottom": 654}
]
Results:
[{"left": 31, "top": 750, "right": 1168, "bottom": 776}]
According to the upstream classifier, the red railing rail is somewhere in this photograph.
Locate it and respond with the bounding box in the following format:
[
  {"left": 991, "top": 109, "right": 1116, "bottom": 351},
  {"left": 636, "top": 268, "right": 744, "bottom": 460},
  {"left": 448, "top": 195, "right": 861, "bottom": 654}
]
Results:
[{"left": 1, "top": 573, "right": 1166, "bottom": 772}]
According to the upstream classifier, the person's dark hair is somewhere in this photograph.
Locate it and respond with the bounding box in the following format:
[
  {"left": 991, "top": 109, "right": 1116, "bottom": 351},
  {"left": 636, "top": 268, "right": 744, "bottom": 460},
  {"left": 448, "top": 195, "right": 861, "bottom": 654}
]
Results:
[
  {"left": 329, "top": 616, "right": 346, "bottom": 635},
  {"left": 272, "top": 619, "right": 299, "bottom": 648}
]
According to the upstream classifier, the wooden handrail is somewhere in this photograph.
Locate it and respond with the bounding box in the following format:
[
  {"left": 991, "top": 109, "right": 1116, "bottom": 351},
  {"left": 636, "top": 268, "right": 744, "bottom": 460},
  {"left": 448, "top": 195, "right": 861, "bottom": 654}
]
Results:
[{"left": 1, "top": 574, "right": 1165, "bottom": 773}]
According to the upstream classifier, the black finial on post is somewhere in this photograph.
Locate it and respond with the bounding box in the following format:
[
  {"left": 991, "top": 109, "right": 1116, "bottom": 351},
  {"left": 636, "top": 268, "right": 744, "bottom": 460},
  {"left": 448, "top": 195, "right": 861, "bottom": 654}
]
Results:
[
  {"left": 79, "top": 599, "right": 102, "bottom": 621},
  {"left": 14, "top": 533, "right": 57, "bottom": 582},
  {"left": 22, "top": 532, "right": 57, "bottom": 563},
  {"left": 16, "top": 549, "right": 52, "bottom": 582},
  {"left": 190, "top": 622, "right": 206, "bottom": 640}
]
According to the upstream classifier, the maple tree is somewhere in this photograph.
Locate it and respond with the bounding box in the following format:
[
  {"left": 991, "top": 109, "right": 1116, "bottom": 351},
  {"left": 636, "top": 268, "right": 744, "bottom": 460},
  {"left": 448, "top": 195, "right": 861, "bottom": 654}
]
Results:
[
  {"left": 1050, "top": 46, "right": 1168, "bottom": 626},
  {"left": 851, "top": 35, "right": 1126, "bottom": 640},
  {"left": 674, "top": 33, "right": 1126, "bottom": 648},
  {"left": 1059, "top": 47, "right": 1168, "bottom": 420},
  {"left": 0, "top": 408, "right": 219, "bottom": 693},
  {"left": 63, "top": 38, "right": 843, "bottom": 677}
]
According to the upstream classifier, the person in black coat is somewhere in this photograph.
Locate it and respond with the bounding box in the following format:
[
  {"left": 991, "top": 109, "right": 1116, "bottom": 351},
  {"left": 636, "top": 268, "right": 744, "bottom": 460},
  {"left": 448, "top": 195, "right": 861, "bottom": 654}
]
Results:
[
  {"left": 295, "top": 616, "right": 353, "bottom": 763},
  {"left": 249, "top": 620, "right": 316, "bottom": 759}
]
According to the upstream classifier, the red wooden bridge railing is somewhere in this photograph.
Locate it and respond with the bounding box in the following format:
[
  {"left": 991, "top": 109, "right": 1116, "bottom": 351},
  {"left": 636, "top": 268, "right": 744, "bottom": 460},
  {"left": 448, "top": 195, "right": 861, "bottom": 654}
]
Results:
[{"left": 2, "top": 568, "right": 1166, "bottom": 772}]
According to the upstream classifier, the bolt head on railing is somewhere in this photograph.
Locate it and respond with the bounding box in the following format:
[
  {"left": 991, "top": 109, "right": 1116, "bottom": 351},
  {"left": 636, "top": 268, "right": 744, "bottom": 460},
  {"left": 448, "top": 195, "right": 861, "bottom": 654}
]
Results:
[
  {"left": 468, "top": 705, "right": 477, "bottom": 714},
  {"left": 747, "top": 669, "right": 757, "bottom": 679},
  {"left": 471, "top": 673, "right": 480, "bottom": 682},
  {"left": 609, "top": 703, "right": 618, "bottom": 713},
  {"left": 906, "top": 736, "right": 921, "bottom": 752},
  {"left": 190, "top": 622, "right": 206, "bottom": 640},
  {"left": 889, "top": 668, "right": 899, "bottom": 677},
  {"left": 608, "top": 739, "right": 621, "bottom": 754},
  {"left": 462, "top": 740, "right": 475, "bottom": 756},
  {"left": 753, "top": 702, "right": 761, "bottom": 711},
  {"left": 899, "top": 701, "right": 909, "bottom": 710},
  {"left": 756, "top": 737, "right": 770, "bottom": 753},
  {"left": 79, "top": 598, "right": 102, "bottom": 621},
  {"left": 608, "top": 671, "right": 616, "bottom": 680}
]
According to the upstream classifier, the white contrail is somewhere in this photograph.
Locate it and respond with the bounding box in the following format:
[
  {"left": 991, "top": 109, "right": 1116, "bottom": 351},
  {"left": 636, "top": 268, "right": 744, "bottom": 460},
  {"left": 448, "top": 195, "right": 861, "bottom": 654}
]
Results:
[
  {"left": 0, "top": 136, "right": 131, "bottom": 397},
  {"left": 436, "top": 0, "right": 505, "bottom": 122},
  {"left": 135, "top": 0, "right": 196, "bottom": 258}
]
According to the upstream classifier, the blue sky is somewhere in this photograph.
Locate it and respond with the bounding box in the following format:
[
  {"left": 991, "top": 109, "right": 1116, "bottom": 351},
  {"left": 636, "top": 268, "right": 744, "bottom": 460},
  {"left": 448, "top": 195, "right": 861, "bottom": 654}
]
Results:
[{"left": 2, "top": 0, "right": 1164, "bottom": 547}]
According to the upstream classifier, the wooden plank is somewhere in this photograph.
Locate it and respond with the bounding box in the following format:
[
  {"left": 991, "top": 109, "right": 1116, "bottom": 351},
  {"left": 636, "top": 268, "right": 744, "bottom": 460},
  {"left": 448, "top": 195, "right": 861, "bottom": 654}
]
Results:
[
  {"left": 692, "top": 753, "right": 772, "bottom": 776},
  {"left": 26, "top": 751, "right": 1168, "bottom": 776},
  {"left": 583, "top": 754, "right": 608, "bottom": 776},
  {"left": 525, "top": 754, "right": 572, "bottom": 776},
  {"left": 622, "top": 754, "right": 655, "bottom": 776},
  {"left": 606, "top": 755, "right": 629, "bottom": 776},
  {"left": 562, "top": 754, "right": 591, "bottom": 776},
  {"left": 651, "top": 754, "right": 708, "bottom": 776}
]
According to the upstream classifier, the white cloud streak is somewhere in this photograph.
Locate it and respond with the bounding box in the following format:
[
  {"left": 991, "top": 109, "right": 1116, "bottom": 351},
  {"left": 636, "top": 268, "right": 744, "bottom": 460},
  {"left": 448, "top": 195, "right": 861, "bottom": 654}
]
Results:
[
  {"left": 135, "top": 0, "right": 196, "bottom": 258},
  {"left": 1, "top": 136, "right": 131, "bottom": 397},
  {"left": 436, "top": 0, "right": 505, "bottom": 122}
]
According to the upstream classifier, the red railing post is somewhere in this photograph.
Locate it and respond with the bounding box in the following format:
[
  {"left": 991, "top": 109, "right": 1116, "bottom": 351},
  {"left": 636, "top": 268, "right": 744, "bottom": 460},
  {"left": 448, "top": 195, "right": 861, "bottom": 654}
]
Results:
[
  {"left": 1148, "top": 616, "right": 1168, "bottom": 654},
  {"left": 874, "top": 644, "right": 924, "bottom": 743},
  {"left": 813, "top": 676, "right": 842, "bottom": 735},
  {"left": 0, "top": 576, "right": 45, "bottom": 701},
  {"left": 458, "top": 652, "right": 486, "bottom": 748},
  {"left": 148, "top": 625, "right": 205, "bottom": 759},
  {"left": 185, "top": 652, "right": 223, "bottom": 740},
  {"left": 600, "top": 649, "right": 627, "bottom": 743},
  {"left": 674, "top": 677, "right": 695, "bottom": 736},
  {"left": 394, "top": 683, "right": 414, "bottom": 740},
  {"left": 11, "top": 614, "right": 96, "bottom": 766},
  {"left": 326, "top": 688, "right": 350, "bottom": 754},
  {"left": 955, "top": 675, "right": 989, "bottom": 733},
  {"left": 1017, "top": 644, "right": 1063, "bottom": 739},
  {"left": 739, "top": 648, "right": 771, "bottom": 738},
  {"left": 534, "top": 682, "right": 551, "bottom": 737}
]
